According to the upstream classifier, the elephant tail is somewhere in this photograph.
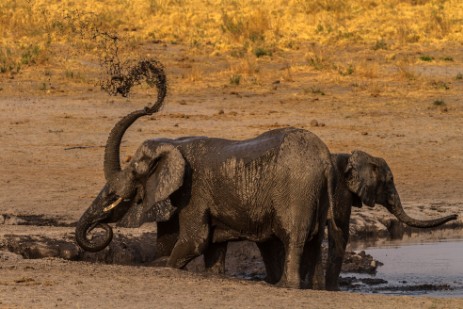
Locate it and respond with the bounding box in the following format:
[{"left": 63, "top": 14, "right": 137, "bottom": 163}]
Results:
[{"left": 326, "top": 165, "right": 345, "bottom": 256}]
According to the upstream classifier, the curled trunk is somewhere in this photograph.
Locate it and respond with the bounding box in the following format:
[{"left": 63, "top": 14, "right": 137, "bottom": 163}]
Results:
[
  {"left": 75, "top": 219, "right": 113, "bottom": 252},
  {"left": 388, "top": 193, "right": 457, "bottom": 228}
]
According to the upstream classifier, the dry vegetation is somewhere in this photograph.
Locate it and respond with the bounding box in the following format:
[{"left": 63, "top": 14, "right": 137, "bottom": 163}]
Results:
[
  {"left": 0, "top": 1, "right": 461, "bottom": 110},
  {"left": 1, "top": 0, "right": 462, "bottom": 74},
  {"left": 1, "top": 1, "right": 461, "bottom": 118}
]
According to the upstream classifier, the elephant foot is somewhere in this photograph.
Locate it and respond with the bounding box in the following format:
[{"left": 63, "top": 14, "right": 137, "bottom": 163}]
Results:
[
  {"left": 151, "top": 256, "right": 169, "bottom": 267},
  {"left": 264, "top": 275, "right": 279, "bottom": 284},
  {"left": 205, "top": 264, "right": 225, "bottom": 275},
  {"left": 310, "top": 277, "right": 326, "bottom": 290},
  {"left": 325, "top": 284, "right": 340, "bottom": 291},
  {"left": 275, "top": 278, "right": 301, "bottom": 289}
]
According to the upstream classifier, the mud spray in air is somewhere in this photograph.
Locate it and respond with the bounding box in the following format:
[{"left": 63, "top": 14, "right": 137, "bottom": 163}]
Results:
[{"left": 58, "top": 10, "right": 161, "bottom": 98}]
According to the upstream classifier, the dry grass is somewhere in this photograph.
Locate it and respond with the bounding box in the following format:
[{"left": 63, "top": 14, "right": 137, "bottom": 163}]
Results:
[
  {"left": 1, "top": 0, "right": 462, "bottom": 70},
  {"left": 0, "top": 0, "right": 462, "bottom": 103}
]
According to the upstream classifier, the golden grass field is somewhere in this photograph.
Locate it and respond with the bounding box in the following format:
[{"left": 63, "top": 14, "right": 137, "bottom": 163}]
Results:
[
  {"left": 2, "top": 0, "right": 463, "bottom": 75},
  {"left": 1, "top": 0, "right": 462, "bottom": 104}
]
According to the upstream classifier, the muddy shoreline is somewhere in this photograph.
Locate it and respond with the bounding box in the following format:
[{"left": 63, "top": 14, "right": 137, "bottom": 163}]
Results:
[{"left": 1, "top": 213, "right": 461, "bottom": 295}]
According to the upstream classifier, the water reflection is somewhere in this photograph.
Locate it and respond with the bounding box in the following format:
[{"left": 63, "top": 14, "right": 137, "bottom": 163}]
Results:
[{"left": 344, "top": 238, "right": 463, "bottom": 297}]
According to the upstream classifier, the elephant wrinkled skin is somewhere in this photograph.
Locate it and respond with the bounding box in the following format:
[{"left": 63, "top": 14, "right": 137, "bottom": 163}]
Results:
[
  {"left": 155, "top": 151, "right": 458, "bottom": 290},
  {"left": 75, "top": 62, "right": 343, "bottom": 289}
]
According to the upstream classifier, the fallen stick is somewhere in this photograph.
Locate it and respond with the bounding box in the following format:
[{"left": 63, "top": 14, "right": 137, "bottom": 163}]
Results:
[{"left": 64, "top": 145, "right": 104, "bottom": 151}]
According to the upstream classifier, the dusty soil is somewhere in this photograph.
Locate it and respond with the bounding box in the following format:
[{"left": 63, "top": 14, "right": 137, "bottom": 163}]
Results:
[{"left": 0, "top": 42, "right": 462, "bottom": 308}]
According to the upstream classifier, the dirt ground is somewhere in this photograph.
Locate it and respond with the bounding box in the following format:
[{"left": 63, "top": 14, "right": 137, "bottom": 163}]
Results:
[{"left": 0, "top": 42, "right": 462, "bottom": 308}]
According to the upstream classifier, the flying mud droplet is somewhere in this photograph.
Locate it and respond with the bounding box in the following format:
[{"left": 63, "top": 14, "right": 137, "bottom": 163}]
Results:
[{"left": 60, "top": 11, "right": 166, "bottom": 99}]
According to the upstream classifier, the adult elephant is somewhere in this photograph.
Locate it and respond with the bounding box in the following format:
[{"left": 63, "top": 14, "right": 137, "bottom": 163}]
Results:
[
  {"left": 324, "top": 151, "right": 456, "bottom": 290},
  {"left": 165, "top": 150, "right": 458, "bottom": 290},
  {"left": 75, "top": 62, "right": 343, "bottom": 288}
]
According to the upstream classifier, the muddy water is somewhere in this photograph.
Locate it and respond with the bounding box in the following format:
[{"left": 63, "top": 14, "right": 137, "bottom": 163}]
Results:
[{"left": 345, "top": 239, "right": 463, "bottom": 297}]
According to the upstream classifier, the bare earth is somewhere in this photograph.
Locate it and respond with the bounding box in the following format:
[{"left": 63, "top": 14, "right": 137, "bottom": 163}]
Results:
[{"left": 0, "top": 43, "right": 462, "bottom": 308}]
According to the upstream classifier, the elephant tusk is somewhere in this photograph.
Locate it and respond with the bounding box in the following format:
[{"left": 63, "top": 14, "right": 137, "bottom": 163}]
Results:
[{"left": 103, "top": 197, "right": 123, "bottom": 213}]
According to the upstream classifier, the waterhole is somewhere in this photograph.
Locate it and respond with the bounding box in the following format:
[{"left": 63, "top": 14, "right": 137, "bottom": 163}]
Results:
[{"left": 344, "top": 238, "right": 463, "bottom": 297}]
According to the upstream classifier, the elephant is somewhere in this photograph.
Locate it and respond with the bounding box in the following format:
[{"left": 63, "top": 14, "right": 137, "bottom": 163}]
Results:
[
  {"left": 323, "top": 151, "right": 455, "bottom": 290},
  {"left": 75, "top": 62, "right": 344, "bottom": 289},
  {"left": 153, "top": 150, "right": 458, "bottom": 290}
]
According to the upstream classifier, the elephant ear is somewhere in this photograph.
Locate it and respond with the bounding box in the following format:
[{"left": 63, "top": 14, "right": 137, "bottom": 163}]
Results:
[
  {"left": 118, "top": 142, "right": 185, "bottom": 228},
  {"left": 345, "top": 150, "right": 378, "bottom": 207}
]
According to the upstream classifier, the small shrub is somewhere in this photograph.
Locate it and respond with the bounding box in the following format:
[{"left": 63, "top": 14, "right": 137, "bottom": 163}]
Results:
[
  {"left": 431, "top": 81, "right": 449, "bottom": 90},
  {"left": 420, "top": 55, "right": 434, "bottom": 62},
  {"left": 21, "top": 45, "right": 41, "bottom": 65},
  {"left": 456, "top": 73, "right": 463, "bottom": 80},
  {"left": 306, "top": 51, "right": 328, "bottom": 70},
  {"left": 307, "top": 57, "right": 323, "bottom": 69},
  {"left": 0, "top": 47, "right": 20, "bottom": 74},
  {"left": 372, "top": 39, "right": 387, "bottom": 50},
  {"left": 338, "top": 64, "right": 355, "bottom": 76},
  {"left": 433, "top": 99, "right": 445, "bottom": 106},
  {"left": 65, "top": 70, "right": 83, "bottom": 81},
  {"left": 254, "top": 47, "right": 272, "bottom": 58},
  {"left": 229, "top": 74, "right": 241, "bottom": 85},
  {"left": 442, "top": 56, "right": 454, "bottom": 62},
  {"left": 230, "top": 48, "right": 246, "bottom": 58},
  {"left": 65, "top": 70, "right": 75, "bottom": 79},
  {"left": 304, "top": 87, "right": 325, "bottom": 96}
]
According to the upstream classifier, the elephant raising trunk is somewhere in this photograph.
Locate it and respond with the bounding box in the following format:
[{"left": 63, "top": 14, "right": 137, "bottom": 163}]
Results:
[{"left": 75, "top": 60, "right": 167, "bottom": 252}]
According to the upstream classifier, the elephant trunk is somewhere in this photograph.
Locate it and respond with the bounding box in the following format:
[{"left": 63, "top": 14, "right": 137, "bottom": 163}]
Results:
[
  {"left": 104, "top": 60, "right": 167, "bottom": 195},
  {"left": 75, "top": 212, "right": 114, "bottom": 252},
  {"left": 387, "top": 193, "right": 457, "bottom": 228},
  {"left": 75, "top": 60, "right": 167, "bottom": 252},
  {"left": 104, "top": 110, "right": 149, "bottom": 191}
]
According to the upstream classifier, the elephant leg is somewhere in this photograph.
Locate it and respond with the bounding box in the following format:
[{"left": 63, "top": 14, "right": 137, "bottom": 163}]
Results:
[
  {"left": 203, "top": 242, "right": 228, "bottom": 274},
  {"left": 276, "top": 200, "right": 316, "bottom": 288},
  {"left": 301, "top": 231, "right": 325, "bottom": 290},
  {"left": 278, "top": 238, "right": 305, "bottom": 288},
  {"left": 257, "top": 237, "right": 284, "bottom": 284},
  {"left": 155, "top": 214, "right": 180, "bottom": 258},
  {"left": 167, "top": 206, "right": 210, "bottom": 269},
  {"left": 325, "top": 220, "right": 350, "bottom": 291}
]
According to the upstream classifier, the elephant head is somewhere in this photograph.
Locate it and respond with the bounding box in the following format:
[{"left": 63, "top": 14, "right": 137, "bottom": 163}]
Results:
[
  {"left": 75, "top": 60, "right": 183, "bottom": 252},
  {"left": 345, "top": 150, "right": 457, "bottom": 228}
]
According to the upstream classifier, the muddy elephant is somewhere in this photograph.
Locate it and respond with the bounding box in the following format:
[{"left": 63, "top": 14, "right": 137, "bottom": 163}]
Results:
[
  {"left": 75, "top": 63, "right": 343, "bottom": 288},
  {"left": 323, "top": 151, "right": 456, "bottom": 290},
  {"left": 156, "top": 150, "right": 458, "bottom": 290}
]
